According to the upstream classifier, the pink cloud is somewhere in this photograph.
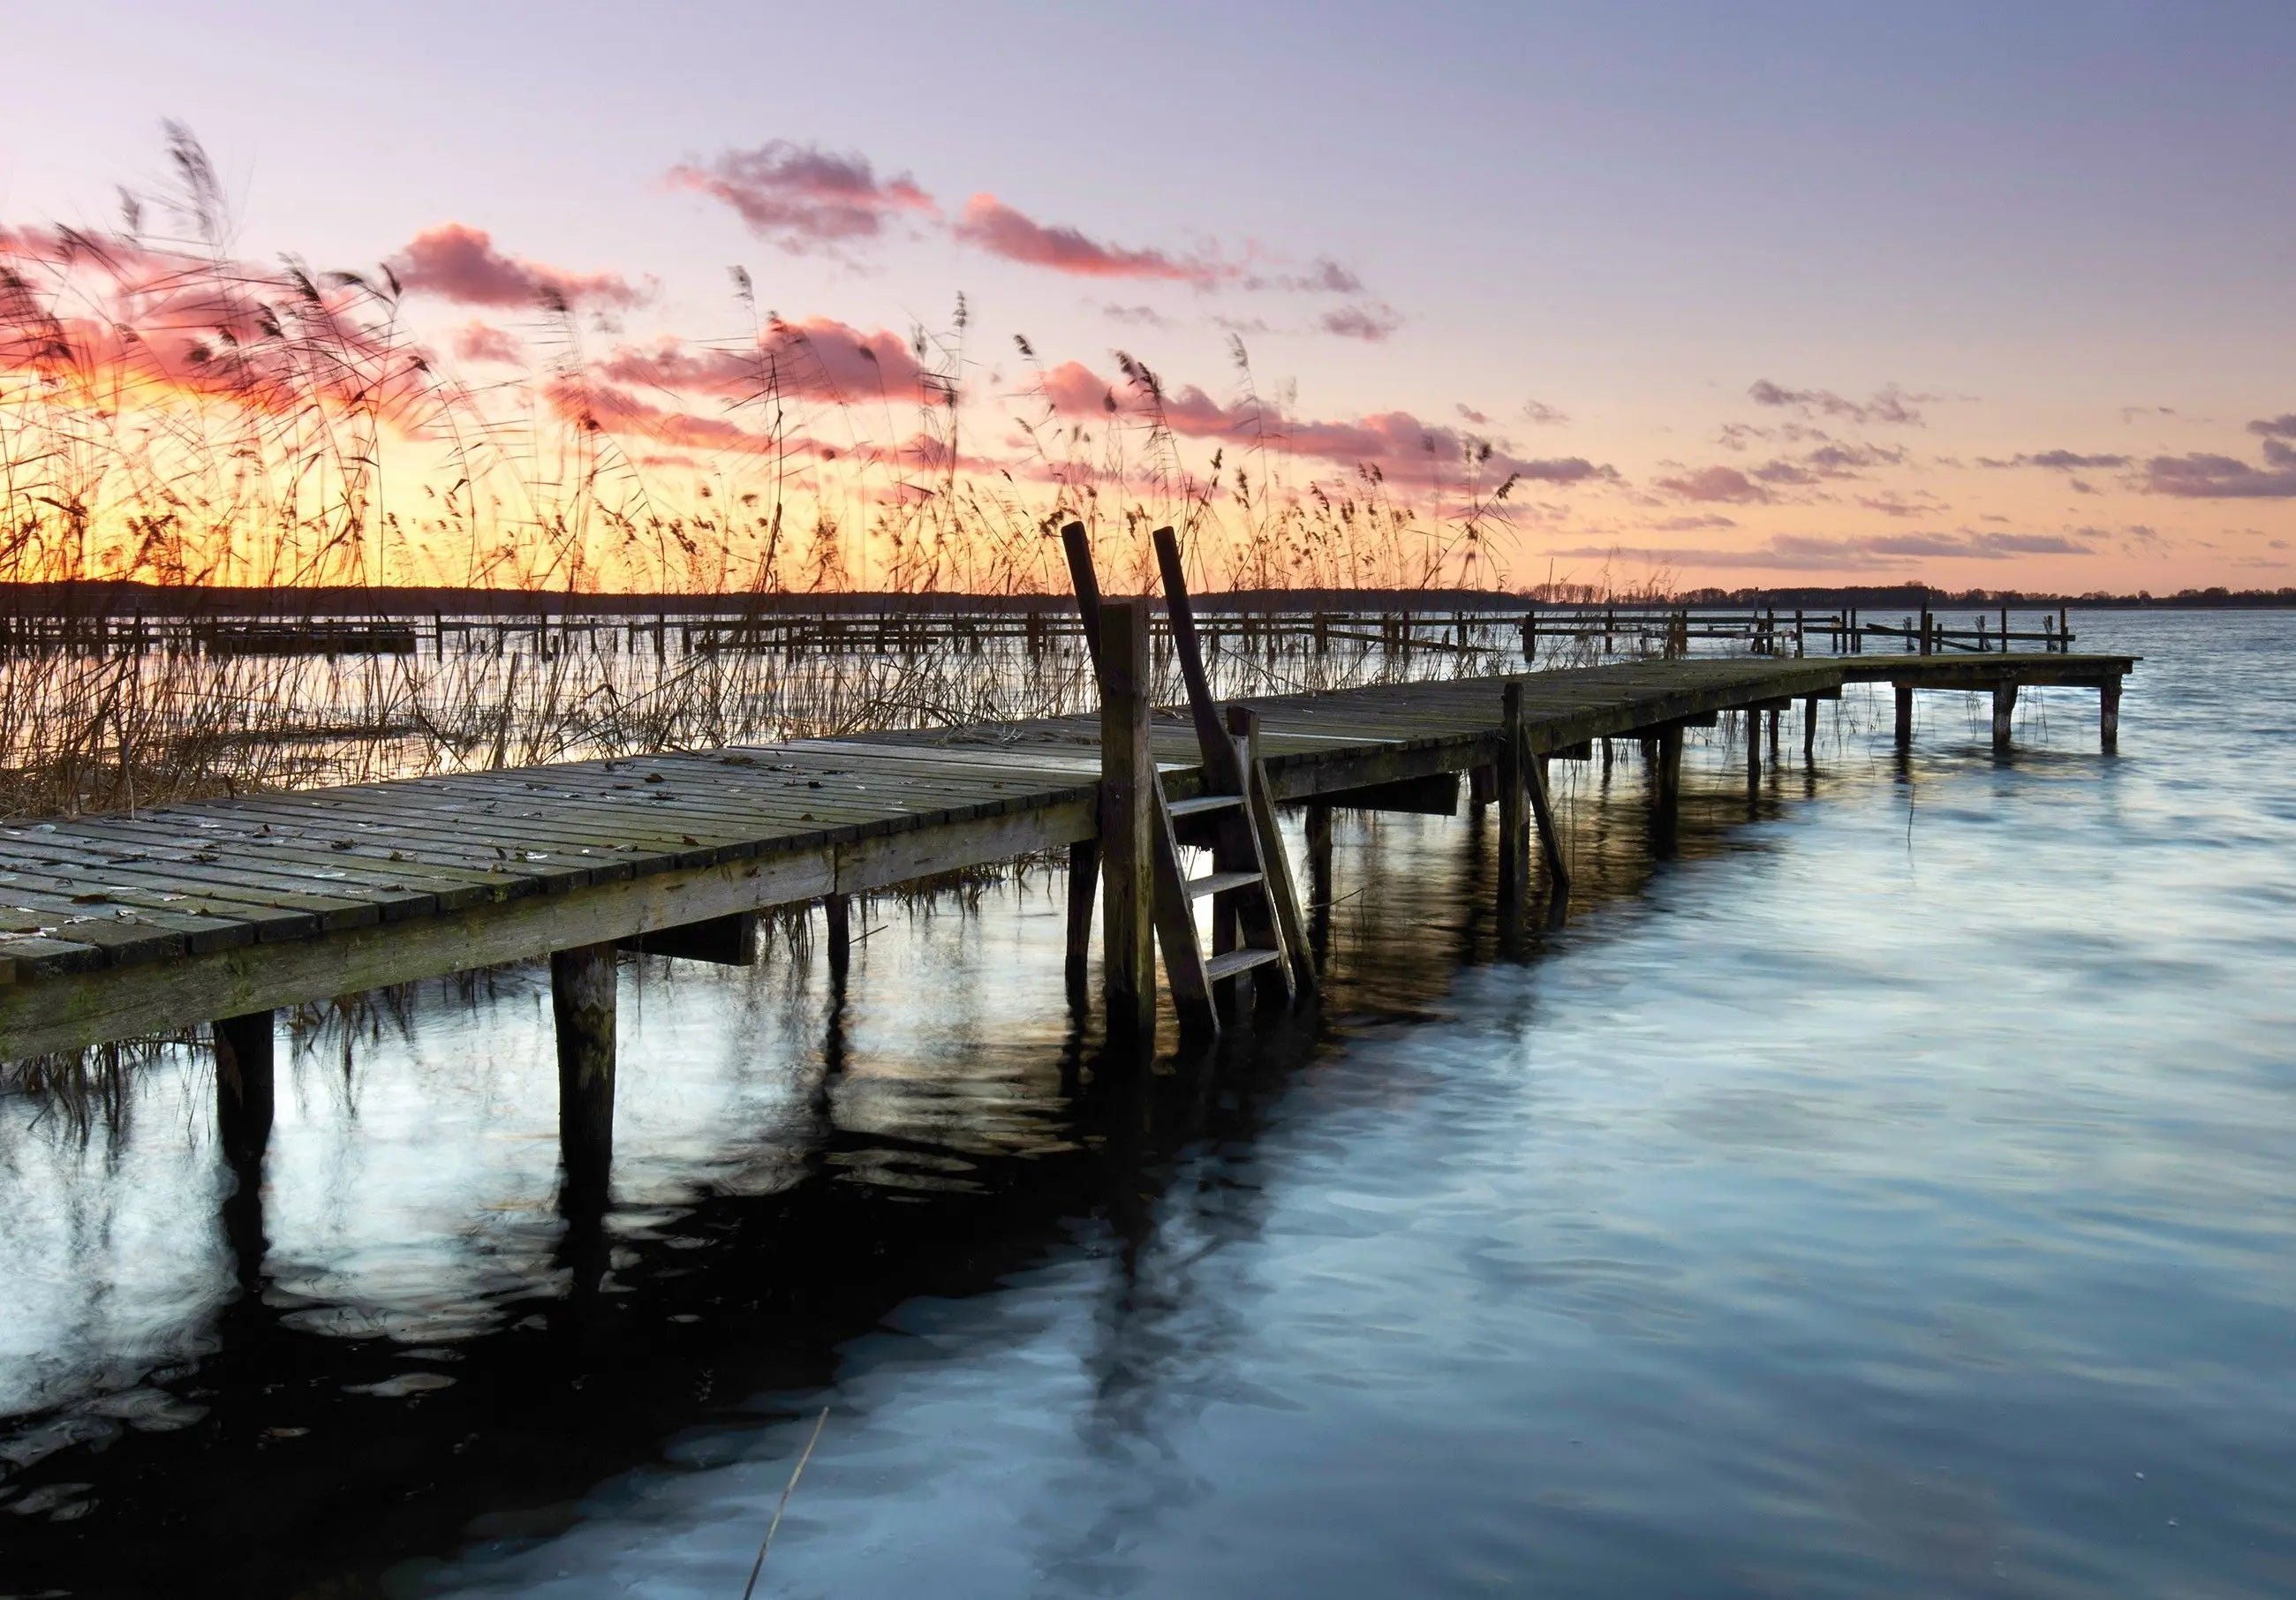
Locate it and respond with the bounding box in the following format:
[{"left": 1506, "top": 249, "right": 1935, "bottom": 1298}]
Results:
[
  {"left": 1748, "top": 379, "right": 1930, "bottom": 426},
  {"left": 1654, "top": 465, "right": 1771, "bottom": 503},
  {"left": 595, "top": 317, "right": 927, "bottom": 405},
  {"left": 391, "top": 224, "right": 646, "bottom": 310},
  {"left": 451, "top": 321, "right": 524, "bottom": 365},
  {"left": 1036, "top": 359, "right": 1615, "bottom": 493},
  {"left": 954, "top": 194, "right": 1231, "bottom": 285},
  {"left": 667, "top": 141, "right": 934, "bottom": 255},
  {"left": 1319, "top": 302, "right": 1401, "bottom": 342}
]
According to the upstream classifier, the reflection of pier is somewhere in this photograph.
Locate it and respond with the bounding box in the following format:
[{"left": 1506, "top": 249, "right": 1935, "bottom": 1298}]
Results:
[{"left": 0, "top": 540, "right": 2135, "bottom": 1226}]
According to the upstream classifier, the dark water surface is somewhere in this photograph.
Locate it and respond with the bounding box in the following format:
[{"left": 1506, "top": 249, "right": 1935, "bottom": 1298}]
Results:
[{"left": 4, "top": 612, "right": 2291, "bottom": 1597}]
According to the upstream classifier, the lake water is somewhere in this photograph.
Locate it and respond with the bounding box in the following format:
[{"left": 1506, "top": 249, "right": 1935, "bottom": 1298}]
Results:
[{"left": 2, "top": 611, "right": 2291, "bottom": 1597}]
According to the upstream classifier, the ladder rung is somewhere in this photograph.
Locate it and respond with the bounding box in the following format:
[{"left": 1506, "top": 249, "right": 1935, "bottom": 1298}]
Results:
[
  {"left": 1205, "top": 947, "right": 1284, "bottom": 982},
  {"left": 1167, "top": 793, "right": 1245, "bottom": 818},
  {"left": 1188, "top": 870, "right": 1263, "bottom": 899}
]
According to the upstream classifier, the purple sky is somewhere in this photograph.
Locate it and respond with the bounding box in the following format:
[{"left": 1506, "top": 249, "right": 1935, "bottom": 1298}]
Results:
[{"left": 5, "top": 0, "right": 2293, "bottom": 589}]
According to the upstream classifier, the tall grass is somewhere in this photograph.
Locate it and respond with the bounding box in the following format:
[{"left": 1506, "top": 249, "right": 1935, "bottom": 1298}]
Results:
[{"left": 1, "top": 130, "right": 1684, "bottom": 818}]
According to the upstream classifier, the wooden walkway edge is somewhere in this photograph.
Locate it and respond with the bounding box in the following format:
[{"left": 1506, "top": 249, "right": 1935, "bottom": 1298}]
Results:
[{"left": 0, "top": 650, "right": 2135, "bottom": 1072}]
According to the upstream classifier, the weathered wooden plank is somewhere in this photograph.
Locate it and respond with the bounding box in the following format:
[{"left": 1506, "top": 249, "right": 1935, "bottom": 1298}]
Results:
[{"left": 0, "top": 799, "right": 1094, "bottom": 1060}]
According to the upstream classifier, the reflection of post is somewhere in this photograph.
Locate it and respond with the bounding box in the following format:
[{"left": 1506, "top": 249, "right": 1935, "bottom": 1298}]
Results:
[
  {"left": 215, "top": 1010, "right": 275, "bottom": 1290},
  {"left": 552, "top": 943, "right": 617, "bottom": 1210},
  {"left": 1305, "top": 802, "right": 1333, "bottom": 962},
  {"left": 1802, "top": 696, "right": 1819, "bottom": 760},
  {"left": 1745, "top": 709, "right": 1762, "bottom": 790},
  {"left": 1894, "top": 683, "right": 1915, "bottom": 748},
  {"left": 2099, "top": 680, "right": 2120, "bottom": 753},
  {"left": 1496, "top": 683, "right": 1529, "bottom": 931},
  {"left": 1065, "top": 840, "right": 1099, "bottom": 996},
  {"left": 1099, "top": 600, "right": 1156, "bottom": 1053}
]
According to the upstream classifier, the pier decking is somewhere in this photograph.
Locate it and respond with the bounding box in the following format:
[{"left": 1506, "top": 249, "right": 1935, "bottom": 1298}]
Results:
[{"left": 0, "top": 647, "right": 2134, "bottom": 1071}]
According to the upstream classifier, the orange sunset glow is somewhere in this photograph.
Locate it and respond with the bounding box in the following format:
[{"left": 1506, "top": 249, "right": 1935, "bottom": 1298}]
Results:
[{"left": 6, "top": 11, "right": 2292, "bottom": 599}]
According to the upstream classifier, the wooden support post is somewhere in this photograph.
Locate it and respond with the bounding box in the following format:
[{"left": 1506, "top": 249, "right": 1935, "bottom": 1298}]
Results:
[
  {"left": 551, "top": 943, "right": 617, "bottom": 1206},
  {"left": 1230, "top": 704, "right": 1315, "bottom": 996},
  {"left": 1767, "top": 706, "right": 1781, "bottom": 765},
  {"left": 1894, "top": 683, "right": 1915, "bottom": 748},
  {"left": 1497, "top": 682, "right": 1529, "bottom": 925},
  {"left": 1745, "top": 709, "right": 1762, "bottom": 789},
  {"left": 1802, "top": 695, "right": 1819, "bottom": 759},
  {"left": 214, "top": 1010, "right": 276, "bottom": 1170},
  {"left": 1650, "top": 725, "right": 1683, "bottom": 857},
  {"left": 1099, "top": 600, "right": 1157, "bottom": 1050},
  {"left": 1065, "top": 839, "right": 1099, "bottom": 992},
  {"left": 825, "top": 894, "right": 850, "bottom": 983},
  {"left": 1060, "top": 521, "right": 1106, "bottom": 678},
  {"left": 2100, "top": 679, "right": 2121, "bottom": 753},
  {"left": 1527, "top": 750, "right": 1571, "bottom": 902},
  {"left": 1992, "top": 681, "right": 2018, "bottom": 753}
]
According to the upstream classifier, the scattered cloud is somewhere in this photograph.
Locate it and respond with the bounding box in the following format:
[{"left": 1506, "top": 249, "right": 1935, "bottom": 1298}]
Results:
[
  {"left": 2120, "top": 404, "right": 2179, "bottom": 423},
  {"left": 595, "top": 318, "right": 926, "bottom": 404},
  {"left": 2145, "top": 418, "right": 2296, "bottom": 498},
  {"left": 667, "top": 140, "right": 933, "bottom": 255},
  {"left": 1038, "top": 359, "right": 1618, "bottom": 492},
  {"left": 1242, "top": 257, "right": 1363, "bottom": 293},
  {"left": 1656, "top": 465, "right": 1771, "bottom": 503},
  {"left": 955, "top": 194, "right": 1229, "bottom": 284},
  {"left": 1748, "top": 378, "right": 1931, "bottom": 426},
  {"left": 391, "top": 223, "right": 647, "bottom": 310},
  {"left": 1651, "top": 514, "right": 1737, "bottom": 532},
  {"left": 1856, "top": 492, "right": 1937, "bottom": 518},
  {"left": 1454, "top": 404, "right": 1492, "bottom": 426},
  {"left": 450, "top": 321, "right": 524, "bottom": 365},
  {"left": 1101, "top": 303, "right": 1172, "bottom": 328},
  {"left": 1319, "top": 302, "right": 1401, "bottom": 342},
  {"left": 1976, "top": 449, "right": 2132, "bottom": 470},
  {"left": 1543, "top": 528, "right": 2093, "bottom": 573},
  {"left": 1520, "top": 399, "right": 1570, "bottom": 427}
]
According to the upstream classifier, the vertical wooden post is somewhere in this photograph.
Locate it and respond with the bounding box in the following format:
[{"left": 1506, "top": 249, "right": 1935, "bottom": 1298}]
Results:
[
  {"left": 1992, "top": 681, "right": 2018, "bottom": 753},
  {"left": 551, "top": 943, "right": 617, "bottom": 1206},
  {"left": 1497, "top": 682, "right": 1529, "bottom": 925},
  {"left": 1065, "top": 840, "right": 1099, "bottom": 992},
  {"left": 1060, "top": 521, "right": 1106, "bottom": 678},
  {"left": 1527, "top": 750, "right": 1571, "bottom": 902},
  {"left": 1099, "top": 599, "right": 1156, "bottom": 1051},
  {"left": 214, "top": 1010, "right": 276, "bottom": 1171},
  {"left": 1745, "top": 709, "right": 1762, "bottom": 789},
  {"left": 1650, "top": 725, "right": 1683, "bottom": 857},
  {"left": 1305, "top": 802, "right": 1333, "bottom": 905},
  {"left": 2100, "top": 679, "right": 2121, "bottom": 753},
  {"left": 2059, "top": 604, "right": 2070, "bottom": 652},
  {"left": 1894, "top": 683, "right": 1915, "bottom": 748},
  {"left": 1802, "top": 695, "right": 1819, "bottom": 759},
  {"left": 825, "top": 893, "right": 851, "bottom": 983},
  {"left": 1767, "top": 706, "right": 1781, "bottom": 765}
]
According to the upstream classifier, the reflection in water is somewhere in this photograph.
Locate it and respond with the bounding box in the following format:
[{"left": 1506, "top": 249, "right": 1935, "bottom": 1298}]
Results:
[{"left": 3, "top": 614, "right": 2293, "bottom": 1597}]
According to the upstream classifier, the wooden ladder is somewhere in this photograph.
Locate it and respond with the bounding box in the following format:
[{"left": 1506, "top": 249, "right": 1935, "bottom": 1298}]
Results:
[
  {"left": 1064, "top": 523, "right": 1315, "bottom": 1043},
  {"left": 1149, "top": 526, "right": 1312, "bottom": 1038}
]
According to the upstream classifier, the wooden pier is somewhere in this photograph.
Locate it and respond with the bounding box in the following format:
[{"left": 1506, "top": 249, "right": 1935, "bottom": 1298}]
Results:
[{"left": 0, "top": 620, "right": 2134, "bottom": 1192}]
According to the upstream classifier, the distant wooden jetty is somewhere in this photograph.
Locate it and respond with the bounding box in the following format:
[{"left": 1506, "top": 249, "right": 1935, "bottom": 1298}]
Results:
[{"left": 0, "top": 535, "right": 2135, "bottom": 1203}]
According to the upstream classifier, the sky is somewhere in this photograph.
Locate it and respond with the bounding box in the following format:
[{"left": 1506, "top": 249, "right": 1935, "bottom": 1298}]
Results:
[{"left": 4, "top": 0, "right": 2292, "bottom": 592}]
